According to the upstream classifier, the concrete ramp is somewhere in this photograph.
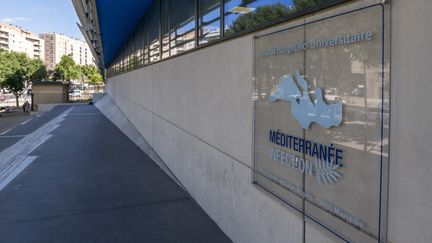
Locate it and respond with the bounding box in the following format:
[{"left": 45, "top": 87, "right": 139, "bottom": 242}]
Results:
[{"left": 95, "top": 94, "right": 184, "bottom": 190}]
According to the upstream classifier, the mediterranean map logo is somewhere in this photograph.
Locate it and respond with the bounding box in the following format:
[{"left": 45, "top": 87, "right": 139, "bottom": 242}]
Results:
[{"left": 270, "top": 70, "right": 343, "bottom": 129}]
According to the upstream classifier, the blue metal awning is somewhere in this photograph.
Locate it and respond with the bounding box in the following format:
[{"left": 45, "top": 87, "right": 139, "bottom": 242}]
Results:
[{"left": 95, "top": 0, "right": 154, "bottom": 67}]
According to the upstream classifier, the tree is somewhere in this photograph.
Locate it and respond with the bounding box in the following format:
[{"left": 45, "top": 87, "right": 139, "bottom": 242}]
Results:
[
  {"left": 0, "top": 49, "right": 11, "bottom": 84},
  {"left": 0, "top": 51, "right": 27, "bottom": 86},
  {"left": 4, "top": 69, "right": 27, "bottom": 107},
  {"left": 29, "top": 58, "right": 47, "bottom": 81},
  {"left": 81, "top": 64, "right": 104, "bottom": 93},
  {"left": 53, "top": 55, "right": 80, "bottom": 81},
  {"left": 81, "top": 64, "right": 103, "bottom": 85},
  {"left": 0, "top": 51, "right": 47, "bottom": 107}
]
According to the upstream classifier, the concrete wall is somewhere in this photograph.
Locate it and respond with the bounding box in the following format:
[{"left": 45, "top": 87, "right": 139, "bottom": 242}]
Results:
[
  {"left": 388, "top": 0, "right": 432, "bottom": 242},
  {"left": 106, "top": 36, "right": 304, "bottom": 243},
  {"left": 103, "top": 0, "right": 432, "bottom": 242}
]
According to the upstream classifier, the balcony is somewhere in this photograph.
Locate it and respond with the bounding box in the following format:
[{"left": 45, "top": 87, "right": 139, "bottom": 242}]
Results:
[{"left": 26, "top": 36, "right": 40, "bottom": 41}]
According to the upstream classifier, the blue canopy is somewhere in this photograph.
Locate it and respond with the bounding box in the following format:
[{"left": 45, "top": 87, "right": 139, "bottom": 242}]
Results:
[{"left": 95, "top": 0, "right": 154, "bottom": 66}]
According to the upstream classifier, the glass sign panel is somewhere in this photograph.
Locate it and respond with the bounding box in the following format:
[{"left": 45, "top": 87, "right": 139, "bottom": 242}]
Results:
[{"left": 253, "top": 4, "right": 389, "bottom": 242}]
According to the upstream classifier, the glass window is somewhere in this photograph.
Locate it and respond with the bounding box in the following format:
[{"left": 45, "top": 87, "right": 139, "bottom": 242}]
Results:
[
  {"left": 138, "top": 19, "right": 150, "bottom": 65},
  {"left": 161, "top": 0, "right": 170, "bottom": 59},
  {"left": 133, "top": 26, "right": 143, "bottom": 67},
  {"left": 122, "top": 45, "right": 128, "bottom": 72},
  {"left": 129, "top": 35, "right": 139, "bottom": 70},
  {"left": 120, "top": 46, "right": 127, "bottom": 72},
  {"left": 106, "top": 0, "right": 348, "bottom": 77},
  {"left": 114, "top": 60, "right": 119, "bottom": 75},
  {"left": 119, "top": 49, "right": 125, "bottom": 73},
  {"left": 199, "top": 0, "right": 221, "bottom": 45},
  {"left": 171, "top": 0, "right": 196, "bottom": 55},
  {"left": 146, "top": 0, "right": 161, "bottom": 62},
  {"left": 127, "top": 39, "right": 134, "bottom": 70},
  {"left": 224, "top": 0, "right": 319, "bottom": 36}
]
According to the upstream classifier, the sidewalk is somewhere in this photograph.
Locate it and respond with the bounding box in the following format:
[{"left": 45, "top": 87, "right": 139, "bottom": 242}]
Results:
[
  {"left": 0, "top": 110, "right": 32, "bottom": 135},
  {"left": 0, "top": 105, "right": 231, "bottom": 243}
]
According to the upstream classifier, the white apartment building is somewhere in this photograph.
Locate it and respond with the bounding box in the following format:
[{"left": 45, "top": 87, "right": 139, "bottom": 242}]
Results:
[
  {"left": 40, "top": 33, "right": 95, "bottom": 71},
  {"left": 0, "top": 22, "right": 44, "bottom": 60}
]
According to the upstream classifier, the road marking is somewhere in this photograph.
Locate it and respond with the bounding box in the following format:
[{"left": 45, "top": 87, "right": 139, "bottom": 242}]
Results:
[
  {"left": 67, "top": 113, "right": 103, "bottom": 116},
  {"left": 0, "top": 107, "right": 72, "bottom": 192},
  {"left": 20, "top": 117, "right": 34, "bottom": 125},
  {"left": 0, "top": 128, "right": 12, "bottom": 135},
  {"left": 0, "top": 135, "right": 26, "bottom": 139}
]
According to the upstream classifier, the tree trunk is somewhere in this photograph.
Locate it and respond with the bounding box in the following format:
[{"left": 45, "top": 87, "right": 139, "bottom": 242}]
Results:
[{"left": 15, "top": 95, "right": 19, "bottom": 108}]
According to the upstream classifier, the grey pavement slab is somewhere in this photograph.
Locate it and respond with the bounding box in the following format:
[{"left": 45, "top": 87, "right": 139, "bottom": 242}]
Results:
[
  {"left": 0, "top": 137, "right": 22, "bottom": 153},
  {"left": 0, "top": 106, "right": 73, "bottom": 152},
  {"left": 5, "top": 105, "right": 71, "bottom": 136},
  {"left": 0, "top": 105, "right": 231, "bottom": 243},
  {"left": 0, "top": 111, "right": 30, "bottom": 134}
]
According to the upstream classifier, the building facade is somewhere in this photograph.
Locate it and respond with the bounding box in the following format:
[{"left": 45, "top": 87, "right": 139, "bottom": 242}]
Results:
[
  {"left": 39, "top": 33, "right": 95, "bottom": 71},
  {"left": 0, "top": 22, "right": 44, "bottom": 60},
  {"left": 75, "top": 0, "right": 432, "bottom": 243}
]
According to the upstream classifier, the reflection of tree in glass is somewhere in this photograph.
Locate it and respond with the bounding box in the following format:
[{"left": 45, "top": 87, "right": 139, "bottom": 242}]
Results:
[
  {"left": 226, "top": 0, "right": 321, "bottom": 35},
  {"left": 293, "top": 0, "right": 320, "bottom": 10},
  {"left": 226, "top": 4, "right": 292, "bottom": 35},
  {"left": 238, "top": 0, "right": 255, "bottom": 7}
]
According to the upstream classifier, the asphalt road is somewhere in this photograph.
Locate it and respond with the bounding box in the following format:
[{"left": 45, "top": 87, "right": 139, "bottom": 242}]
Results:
[{"left": 0, "top": 105, "right": 231, "bottom": 243}]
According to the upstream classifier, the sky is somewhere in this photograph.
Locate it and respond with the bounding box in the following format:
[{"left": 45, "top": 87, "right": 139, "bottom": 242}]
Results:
[{"left": 0, "top": 0, "right": 83, "bottom": 40}]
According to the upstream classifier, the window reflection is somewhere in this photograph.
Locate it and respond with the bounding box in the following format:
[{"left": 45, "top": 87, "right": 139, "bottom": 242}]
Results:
[
  {"left": 107, "top": 0, "right": 346, "bottom": 77},
  {"left": 140, "top": 20, "right": 149, "bottom": 65},
  {"left": 134, "top": 24, "right": 145, "bottom": 67},
  {"left": 199, "top": 0, "right": 221, "bottom": 45},
  {"left": 161, "top": 0, "right": 170, "bottom": 59},
  {"left": 171, "top": 0, "right": 196, "bottom": 55},
  {"left": 147, "top": 0, "right": 160, "bottom": 62},
  {"left": 125, "top": 43, "right": 131, "bottom": 71},
  {"left": 224, "top": 0, "right": 294, "bottom": 35}
]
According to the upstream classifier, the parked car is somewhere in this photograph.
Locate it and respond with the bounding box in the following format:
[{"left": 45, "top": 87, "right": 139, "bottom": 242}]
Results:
[
  {"left": 0, "top": 95, "right": 6, "bottom": 101},
  {"left": 70, "top": 90, "right": 81, "bottom": 97}
]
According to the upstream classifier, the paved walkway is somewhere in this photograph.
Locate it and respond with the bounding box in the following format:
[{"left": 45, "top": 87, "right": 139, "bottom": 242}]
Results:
[
  {"left": 0, "top": 110, "right": 33, "bottom": 135},
  {"left": 0, "top": 105, "right": 231, "bottom": 243}
]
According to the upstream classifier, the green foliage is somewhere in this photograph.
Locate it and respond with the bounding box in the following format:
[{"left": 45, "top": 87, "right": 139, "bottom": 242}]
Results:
[
  {"left": 226, "top": 4, "right": 292, "bottom": 35},
  {"left": 0, "top": 51, "right": 46, "bottom": 106},
  {"left": 81, "top": 64, "right": 103, "bottom": 85},
  {"left": 53, "top": 55, "right": 81, "bottom": 81},
  {"left": 29, "top": 58, "right": 47, "bottom": 81},
  {"left": 293, "top": 0, "right": 320, "bottom": 11},
  {"left": 0, "top": 51, "right": 28, "bottom": 85},
  {"left": 0, "top": 50, "right": 11, "bottom": 83},
  {"left": 4, "top": 69, "right": 26, "bottom": 95},
  {"left": 226, "top": 0, "right": 322, "bottom": 35}
]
